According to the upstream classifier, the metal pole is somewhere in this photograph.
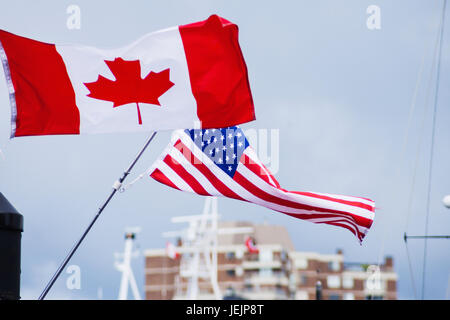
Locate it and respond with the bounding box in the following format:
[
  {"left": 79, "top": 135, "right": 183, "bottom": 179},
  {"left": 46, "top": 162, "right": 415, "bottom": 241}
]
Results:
[
  {"left": 404, "top": 232, "right": 450, "bottom": 241},
  {"left": 0, "top": 193, "right": 23, "bottom": 300},
  {"left": 38, "top": 131, "right": 157, "bottom": 300},
  {"left": 315, "top": 280, "right": 322, "bottom": 300}
]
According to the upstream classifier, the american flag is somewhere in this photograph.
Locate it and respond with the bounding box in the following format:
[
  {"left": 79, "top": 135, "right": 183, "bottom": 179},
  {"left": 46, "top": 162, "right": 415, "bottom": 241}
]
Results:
[{"left": 149, "top": 126, "right": 375, "bottom": 243}]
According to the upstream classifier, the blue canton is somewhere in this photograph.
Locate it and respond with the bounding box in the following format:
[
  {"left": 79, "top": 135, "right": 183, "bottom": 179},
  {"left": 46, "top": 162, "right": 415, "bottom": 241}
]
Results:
[{"left": 186, "top": 126, "right": 249, "bottom": 178}]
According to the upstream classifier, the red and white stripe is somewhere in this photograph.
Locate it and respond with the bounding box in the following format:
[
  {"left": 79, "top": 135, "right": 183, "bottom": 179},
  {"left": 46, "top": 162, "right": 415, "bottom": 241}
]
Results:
[{"left": 150, "top": 130, "right": 375, "bottom": 243}]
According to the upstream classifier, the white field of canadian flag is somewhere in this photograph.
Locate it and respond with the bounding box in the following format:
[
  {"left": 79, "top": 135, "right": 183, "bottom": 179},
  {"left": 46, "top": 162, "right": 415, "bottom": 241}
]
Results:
[{"left": 0, "top": 15, "right": 255, "bottom": 138}]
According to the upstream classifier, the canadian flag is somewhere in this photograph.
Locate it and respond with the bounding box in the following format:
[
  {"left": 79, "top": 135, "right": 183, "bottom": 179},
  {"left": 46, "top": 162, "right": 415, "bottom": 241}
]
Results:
[
  {"left": 166, "top": 241, "right": 180, "bottom": 260},
  {"left": 0, "top": 15, "right": 255, "bottom": 138}
]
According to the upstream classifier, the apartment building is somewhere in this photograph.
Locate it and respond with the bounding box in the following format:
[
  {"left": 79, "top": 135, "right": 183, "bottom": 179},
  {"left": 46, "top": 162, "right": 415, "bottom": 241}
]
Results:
[{"left": 144, "top": 221, "right": 397, "bottom": 300}]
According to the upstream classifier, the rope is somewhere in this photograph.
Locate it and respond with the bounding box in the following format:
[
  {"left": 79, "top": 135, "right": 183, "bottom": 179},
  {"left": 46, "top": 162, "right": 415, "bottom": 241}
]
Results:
[
  {"left": 402, "top": 26, "right": 440, "bottom": 299},
  {"left": 119, "top": 167, "right": 153, "bottom": 193},
  {"left": 372, "top": 0, "right": 446, "bottom": 300},
  {"left": 399, "top": 0, "right": 447, "bottom": 300},
  {"left": 405, "top": 241, "right": 418, "bottom": 299},
  {"left": 404, "top": 7, "right": 444, "bottom": 233},
  {"left": 376, "top": 0, "right": 442, "bottom": 293},
  {"left": 421, "top": 0, "right": 447, "bottom": 300},
  {"left": 377, "top": 21, "right": 429, "bottom": 267}
]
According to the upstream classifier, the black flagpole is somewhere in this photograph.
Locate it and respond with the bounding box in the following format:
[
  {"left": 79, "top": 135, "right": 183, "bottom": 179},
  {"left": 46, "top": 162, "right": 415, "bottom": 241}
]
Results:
[{"left": 38, "top": 131, "right": 158, "bottom": 300}]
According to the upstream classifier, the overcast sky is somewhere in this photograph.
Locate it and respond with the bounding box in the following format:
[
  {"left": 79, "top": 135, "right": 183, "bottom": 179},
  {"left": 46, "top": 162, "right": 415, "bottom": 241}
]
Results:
[{"left": 0, "top": 0, "right": 449, "bottom": 300}]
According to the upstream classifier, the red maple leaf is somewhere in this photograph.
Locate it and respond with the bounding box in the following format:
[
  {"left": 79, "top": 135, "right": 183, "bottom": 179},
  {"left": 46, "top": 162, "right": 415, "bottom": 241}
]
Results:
[{"left": 84, "top": 58, "right": 174, "bottom": 125}]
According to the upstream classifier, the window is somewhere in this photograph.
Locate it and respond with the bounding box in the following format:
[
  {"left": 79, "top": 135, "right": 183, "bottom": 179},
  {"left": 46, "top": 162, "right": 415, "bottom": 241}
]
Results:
[
  {"left": 295, "top": 290, "right": 308, "bottom": 300},
  {"left": 226, "top": 252, "right": 235, "bottom": 260},
  {"left": 275, "top": 285, "right": 285, "bottom": 296},
  {"left": 366, "top": 295, "right": 383, "bottom": 300},
  {"left": 327, "top": 275, "right": 341, "bottom": 288},
  {"left": 343, "top": 293, "right": 355, "bottom": 300},
  {"left": 280, "top": 250, "right": 288, "bottom": 262},
  {"left": 259, "top": 249, "right": 273, "bottom": 262},
  {"left": 295, "top": 258, "right": 308, "bottom": 269},
  {"left": 342, "top": 276, "right": 354, "bottom": 289},
  {"left": 298, "top": 274, "right": 308, "bottom": 285},
  {"left": 226, "top": 269, "right": 236, "bottom": 277},
  {"left": 259, "top": 267, "right": 272, "bottom": 278},
  {"left": 273, "top": 270, "right": 283, "bottom": 278},
  {"left": 328, "top": 260, "right": 340, "bottom": 271},
  {"left": 328, "top": 294, "right": 340, "bottom": 300},
  {"left": 225, "top": 286, "right": 236, "bottom": 296}
]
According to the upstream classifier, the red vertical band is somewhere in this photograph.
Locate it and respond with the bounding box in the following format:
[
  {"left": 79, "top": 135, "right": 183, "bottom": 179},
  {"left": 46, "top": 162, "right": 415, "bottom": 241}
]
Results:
[
  {"left": 0, "top": 30, "right": 79, "bottom": 137},
  {"left": 179, "top": 15, "right": 255, "bottom": 128}
]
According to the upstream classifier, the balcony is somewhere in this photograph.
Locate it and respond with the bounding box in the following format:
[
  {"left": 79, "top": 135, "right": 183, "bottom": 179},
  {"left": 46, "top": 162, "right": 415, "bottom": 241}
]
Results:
[
  {"left": 242, "top": 260, "right": 282, "bottom": 270},
  {"left": 243, "top": 273, "right": 289, "bottom": 286},
  {"left": 241, "top": 282, "right": 289, "bottom": 300}
]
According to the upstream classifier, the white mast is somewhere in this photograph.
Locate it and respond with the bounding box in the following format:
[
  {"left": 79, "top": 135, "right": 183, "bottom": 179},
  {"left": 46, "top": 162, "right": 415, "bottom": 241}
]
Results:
[
  {"left": 114, "top": 227, "right": 142, "bottom": 300},
  {"left": 178, "top": 197, "right": 221, "bottom": 300},
  {"left": 163, "top": 197, "right": 253, "bottom": 300}
]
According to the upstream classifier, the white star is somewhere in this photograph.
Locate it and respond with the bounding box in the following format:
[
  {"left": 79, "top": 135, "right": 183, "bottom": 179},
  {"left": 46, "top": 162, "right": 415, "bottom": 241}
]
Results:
[
  {"left": 199, "top": 131, "right": 203, "bottom": 136},
  {"left": 205, "top": 129, "right": 209, "bottom": 134},
  {"left": 232, "top": 154, "right": 237, "bottom": 159},
  {"left": 209, "top": 149, "right": 213, "bottom": 155},
  {"left": 226, "top": 155, "right": 230, "bottom": 161},
  {"left": 228, "top": 133, "right": 233, "bottom": 139},
  {"left": 228, "top": 166, "right": 232, "bottom": 171},
  {"left": 237, "top": 132, "right": 242, "bottom": 137},
  {"left": 238, "top": 142, "right": 243, "bottom": 147},
  {"left": 194, "top": 134, "right": 197, "bottom": 139},
  {"left": 215, "top": 147, "right": 219, "bottom": 152},
  {"left": 201, "top": 142, "right": 205, "bottom": 146},
  {"left": 222, "top": 146, "right": 227, "bottom": 151},
  {"left": 221, "top": 135, "right": 225, "bottom": 140},
  {"left": 229, "top": 143, "right": 234, "bottom": 148},
  {"left": 212, "top": 129, "right": 216, "bottom": 132},
  {"left": 218, "top": 158, "right": 223, "bottom": 164},
  {"left": 214, "top": 137, "right": 218, "bottom": 142}
]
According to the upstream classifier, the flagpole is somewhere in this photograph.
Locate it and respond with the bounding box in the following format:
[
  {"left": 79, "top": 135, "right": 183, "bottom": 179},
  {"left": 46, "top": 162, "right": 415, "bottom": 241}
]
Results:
[{"left": 38, "top": 131, "right": 158, "bottom": 300}]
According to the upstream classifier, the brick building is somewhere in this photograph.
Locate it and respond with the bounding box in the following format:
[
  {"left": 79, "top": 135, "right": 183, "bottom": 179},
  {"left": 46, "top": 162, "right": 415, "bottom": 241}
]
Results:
[{"left": 144, "top": 221, "right": 397, "bottom": 300}]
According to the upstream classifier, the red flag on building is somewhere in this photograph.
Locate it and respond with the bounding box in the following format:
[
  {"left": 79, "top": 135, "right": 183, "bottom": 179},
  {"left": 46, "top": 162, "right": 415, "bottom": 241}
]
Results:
[
  {"left": 245, "top": 236, "right": 259, "bottom": 254},
  {"left": 0, "top": 15, "right": 254, "bottom": 138}
]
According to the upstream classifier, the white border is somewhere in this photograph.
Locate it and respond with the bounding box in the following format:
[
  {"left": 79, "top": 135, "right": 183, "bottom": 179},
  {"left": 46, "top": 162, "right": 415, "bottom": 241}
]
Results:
[{"left": 0, "top": 39, "right": 17, "bottom": 138}]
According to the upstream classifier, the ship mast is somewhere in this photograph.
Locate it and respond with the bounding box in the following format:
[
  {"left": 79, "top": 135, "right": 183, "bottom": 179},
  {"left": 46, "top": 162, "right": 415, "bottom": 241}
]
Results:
[
  {"left": 163, "top": 197, "right": 252, "bottom": 299},
  {"left": 114, "top": 227, "right": 142, "bottom": 300}
]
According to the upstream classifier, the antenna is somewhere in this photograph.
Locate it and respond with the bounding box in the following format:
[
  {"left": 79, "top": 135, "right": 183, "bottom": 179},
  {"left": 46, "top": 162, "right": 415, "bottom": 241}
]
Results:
[
  {"left": 404, "top": 194, "right": 450, "bottom": 242},
  {"left": 114, "top": 227, "right": 142, "bottom": 300}
]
